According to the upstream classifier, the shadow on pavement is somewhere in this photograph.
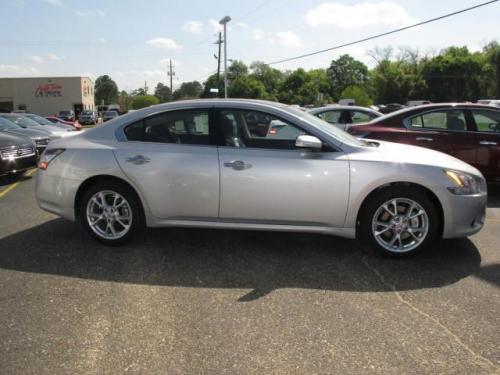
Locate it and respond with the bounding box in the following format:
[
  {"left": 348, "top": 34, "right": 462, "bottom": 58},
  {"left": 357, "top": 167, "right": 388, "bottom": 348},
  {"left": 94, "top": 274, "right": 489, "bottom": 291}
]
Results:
[
  {"left": 0, "top": 172, "right": 34, "bottom": 187},
  {"left": 0, "top": 219, "right": 483, "bottom": 301}
]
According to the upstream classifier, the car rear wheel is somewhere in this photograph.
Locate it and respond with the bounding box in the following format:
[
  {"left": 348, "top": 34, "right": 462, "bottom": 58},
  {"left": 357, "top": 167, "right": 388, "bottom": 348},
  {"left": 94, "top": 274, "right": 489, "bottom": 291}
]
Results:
[
  {"left": 80, "top": 182, "right": 144, "bottom": 245},
  {"left": 358, "top": 188, "right": 439, "bottom": 257}
]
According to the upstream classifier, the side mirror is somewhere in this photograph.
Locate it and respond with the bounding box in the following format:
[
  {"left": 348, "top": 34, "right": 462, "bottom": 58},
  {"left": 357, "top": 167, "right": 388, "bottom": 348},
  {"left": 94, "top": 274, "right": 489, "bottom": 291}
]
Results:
[{"left": 295, "top": 135, "right": 322, "bottom": 150}]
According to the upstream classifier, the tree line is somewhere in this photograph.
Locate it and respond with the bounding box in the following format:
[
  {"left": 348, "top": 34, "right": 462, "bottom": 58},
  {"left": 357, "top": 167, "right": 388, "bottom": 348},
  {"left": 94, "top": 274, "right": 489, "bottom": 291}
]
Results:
[{"left": 95, "top": 41, "right": 500, "bottom": 110}]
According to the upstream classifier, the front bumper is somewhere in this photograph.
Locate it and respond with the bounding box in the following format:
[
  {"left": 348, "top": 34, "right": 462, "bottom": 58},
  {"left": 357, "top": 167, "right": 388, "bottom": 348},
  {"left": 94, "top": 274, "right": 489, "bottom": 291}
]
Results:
[
  {"left": 0, "top": 154, "right": 37, "bottom": 176},
  {"left": 441, "top": 190, "right": 487, "bottom": 239}
]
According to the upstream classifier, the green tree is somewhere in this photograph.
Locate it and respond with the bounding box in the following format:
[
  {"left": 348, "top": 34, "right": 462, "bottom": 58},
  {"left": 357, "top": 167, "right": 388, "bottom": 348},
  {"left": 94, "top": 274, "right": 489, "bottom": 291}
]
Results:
[
  {"left": 483, "top": 41, "right": 500, "bottom": 98},
  {"left": 340, "top": 86, "right": 373, "bottom": 106},
  {"left": 200, "top": 74, "right": 224, "bottom": 98},
  {"left": 228, "top": 76, "right": 267, "bottom": 98},
  {"left": 228, "top": 60, "right": 249, "bottom": 81},
  {"left": 327, "top": 55, "right": 369, "bottom": 101},
  {"left": 116, "top": 90, "right": 130, "bottom": 112},
  {"left": 173, "top": 81, "right": 203, "bottom": 100},
  {"left": 129, "top": 95, "right": 159, "bottom": 109},
  {"left": 154, "top": 83, "right": 172, "bottom": 103},
  {"left": 423, "top": 46, "right": 485, "bottom": 102},
  {"left": 249, "top": 61, "right": 284, "bottom": 100},
  {"left": 278, "top": 68, "right": 331, "bottom": 106},
  {"left": 94, "top": 75, "right": 118, "bottom": 105}
]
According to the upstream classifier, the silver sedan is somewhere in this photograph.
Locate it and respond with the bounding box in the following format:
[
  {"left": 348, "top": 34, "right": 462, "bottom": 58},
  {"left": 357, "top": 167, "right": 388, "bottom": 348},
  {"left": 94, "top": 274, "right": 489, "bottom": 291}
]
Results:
[{"left": 35, "top": 99, "right": 487, "bottom": 257}]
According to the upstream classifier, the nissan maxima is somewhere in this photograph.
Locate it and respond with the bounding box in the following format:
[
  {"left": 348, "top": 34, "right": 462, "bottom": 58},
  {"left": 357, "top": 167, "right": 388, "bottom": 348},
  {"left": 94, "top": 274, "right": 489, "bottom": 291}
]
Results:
[{"left": 35, "top": 99, "right": 487, "bottom": 257}]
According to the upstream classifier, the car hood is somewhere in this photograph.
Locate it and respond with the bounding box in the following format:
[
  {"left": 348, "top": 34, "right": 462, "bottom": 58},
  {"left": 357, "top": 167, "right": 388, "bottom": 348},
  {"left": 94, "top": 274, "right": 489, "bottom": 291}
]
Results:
[
  {"left": 5, "top": 128, "right": 50, "bottom": 139},
  {"left": 0, "top": 132, "right": 33, "bottom": 147},
  {"left": 352, "top": 140, "right": 482, "bottom": 177}
]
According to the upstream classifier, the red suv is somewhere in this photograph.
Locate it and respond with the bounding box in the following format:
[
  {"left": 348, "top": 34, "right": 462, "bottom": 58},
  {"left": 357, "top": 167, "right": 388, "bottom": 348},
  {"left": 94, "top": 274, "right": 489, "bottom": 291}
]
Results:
[{"left": 348, "top": 104, "right": 500, "bottom": 182}]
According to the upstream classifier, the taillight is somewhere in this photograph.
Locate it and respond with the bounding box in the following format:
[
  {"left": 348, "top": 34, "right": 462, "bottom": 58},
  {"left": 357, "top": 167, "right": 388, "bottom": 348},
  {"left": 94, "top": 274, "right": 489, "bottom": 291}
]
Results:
[{"left": 39, "top": 148, "right": 65, "bottom": 170}]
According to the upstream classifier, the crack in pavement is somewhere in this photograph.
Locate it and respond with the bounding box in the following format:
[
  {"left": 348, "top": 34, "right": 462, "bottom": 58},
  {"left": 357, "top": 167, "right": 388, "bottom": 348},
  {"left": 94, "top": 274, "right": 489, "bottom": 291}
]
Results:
[{"left": 361, "top": 255, "right": 500, "bottom": 374}]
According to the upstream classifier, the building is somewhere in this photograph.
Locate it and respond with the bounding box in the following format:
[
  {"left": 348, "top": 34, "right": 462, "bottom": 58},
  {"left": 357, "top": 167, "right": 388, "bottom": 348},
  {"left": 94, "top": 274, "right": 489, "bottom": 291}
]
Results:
[{"left": 0, "top": 76, "right": 95, "bottom": 117}]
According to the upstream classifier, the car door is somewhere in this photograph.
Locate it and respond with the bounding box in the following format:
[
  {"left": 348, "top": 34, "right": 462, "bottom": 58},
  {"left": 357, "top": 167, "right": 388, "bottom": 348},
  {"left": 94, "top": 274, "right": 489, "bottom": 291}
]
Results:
[
  {"left": 113, "top": 108, "right": 220, "bottom": 219},
  {"left": 469, "top": 109, "right": 500, "bottom": 181},
  {"left": 215, "top": 108, "right": 350, "bottom": 227},
  {"left": 403, "top": 109, "right": 477, "bottom": 167}
]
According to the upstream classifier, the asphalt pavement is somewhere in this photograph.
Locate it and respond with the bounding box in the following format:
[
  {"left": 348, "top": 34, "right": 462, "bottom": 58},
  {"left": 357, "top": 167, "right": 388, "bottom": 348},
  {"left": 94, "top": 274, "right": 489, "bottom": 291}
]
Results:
[{"left": 0, "top": 173, "right": 499, "bottom": 374}]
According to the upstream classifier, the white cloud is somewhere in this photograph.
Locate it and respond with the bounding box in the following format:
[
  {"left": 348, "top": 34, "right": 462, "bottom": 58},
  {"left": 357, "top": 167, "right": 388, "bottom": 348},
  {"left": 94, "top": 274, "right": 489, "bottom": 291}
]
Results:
[
  {"left": 76, "top": 9, "right": 105, "bottom": 18},
  {"left": 44, "top": 0, "right": 63, "bottom": 6},
  {"left": 0, "top": 64, "right": 39, "bottom": 75},
  {"left": 236, "top": 22, "right": 248, "bottom": 28},
  {"left": 46, "top": 53, "right": 60, "bottom": 60},
  {"left": 276, "top": 31, "right": 302, "bottom": 48},
  {"left": 30, "top": 55, "right": 44, "bottom": 63},
  {"left": 146, "top": 37, "right": 182, "bottom": 50},
  {"left": 208, "top": 19, "right": 222, "bottom": 32},
  {"left": 305, "top": 1, "right": 416, "bottom": 29},
  {"left": 253, "top": 30, "right": 302, "bottom": 48},
  {"left": 182, "top": 21, "right": 203, "bottom": 34}
]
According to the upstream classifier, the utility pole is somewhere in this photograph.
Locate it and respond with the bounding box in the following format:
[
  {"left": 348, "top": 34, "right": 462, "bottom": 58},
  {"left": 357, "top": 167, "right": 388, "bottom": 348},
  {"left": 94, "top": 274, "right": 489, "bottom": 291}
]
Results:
[
  {"left": 219, "top": 16, "right": 231, "bottom": 98},
  {"left": 216, "top": 32, "right": 222, "bottom": 84},
  {"left": 167, "top": 59, "right": 175, "bottom": 95}
]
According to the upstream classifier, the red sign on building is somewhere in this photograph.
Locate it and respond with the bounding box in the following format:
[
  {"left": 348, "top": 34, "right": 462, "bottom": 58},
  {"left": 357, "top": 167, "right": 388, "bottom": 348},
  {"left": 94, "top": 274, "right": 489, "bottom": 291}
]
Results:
[{"left": 35, "top": 83, "right": 63, "bottom": 98}]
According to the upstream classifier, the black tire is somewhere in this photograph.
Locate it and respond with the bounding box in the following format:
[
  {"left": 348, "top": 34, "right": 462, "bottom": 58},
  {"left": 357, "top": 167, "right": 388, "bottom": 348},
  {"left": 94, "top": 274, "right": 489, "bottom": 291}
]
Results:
[
  {"left": 79, "top": 181, "right": 145, "bottom": 245},
  {"left": 358, "top": 187, "right": 440, "bottom": 258}
]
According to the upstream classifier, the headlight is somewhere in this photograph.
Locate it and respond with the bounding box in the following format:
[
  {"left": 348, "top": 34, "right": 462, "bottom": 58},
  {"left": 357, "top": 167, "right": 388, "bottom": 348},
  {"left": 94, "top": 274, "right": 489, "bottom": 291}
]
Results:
[
  {"left": 39, "top": 148, "right": 65, "bottom": 170},
  {"left": 444, "top": 169, "right": 486, "bottom": 195}
]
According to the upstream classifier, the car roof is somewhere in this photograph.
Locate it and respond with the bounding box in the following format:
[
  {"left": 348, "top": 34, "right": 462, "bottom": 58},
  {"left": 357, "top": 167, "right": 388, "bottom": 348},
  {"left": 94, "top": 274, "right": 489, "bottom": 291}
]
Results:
[
  {"left": 308, "top": 105, "right": 381, "bottom": 114},
  {"left": 371, "top": 103, "right": 500, "bottom": 122}
]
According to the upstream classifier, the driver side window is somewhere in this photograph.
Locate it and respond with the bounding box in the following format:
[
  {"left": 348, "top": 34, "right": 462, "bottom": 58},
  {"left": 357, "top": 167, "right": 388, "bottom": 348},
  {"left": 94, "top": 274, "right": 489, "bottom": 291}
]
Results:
[{"left": 217, "top": 109, "right": 308, "bottom": 150}]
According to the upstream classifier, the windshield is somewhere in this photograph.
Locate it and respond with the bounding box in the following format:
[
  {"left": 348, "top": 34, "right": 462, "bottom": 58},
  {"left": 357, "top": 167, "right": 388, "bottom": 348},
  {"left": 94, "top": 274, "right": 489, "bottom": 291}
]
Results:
[
  {"left": 81, "top": 111, "right": 93, "bottom": 115},
  {"left": 1, "top": 115, "right": 40, "bottom": 128},
  {"left": 286, "top": 105, "right": 365, "bottom": 147},
  {"left": 25, "top": 114, "right": 54, "bottom": 125},
  {"left": 104, "top": 111, "right": 117, "bottom": 116},
  {"left": 59, "top": 111, "right": 71, "bottom": 116},
  {"left": 0, "top": 117, "right": 21, "bottom": 131}
]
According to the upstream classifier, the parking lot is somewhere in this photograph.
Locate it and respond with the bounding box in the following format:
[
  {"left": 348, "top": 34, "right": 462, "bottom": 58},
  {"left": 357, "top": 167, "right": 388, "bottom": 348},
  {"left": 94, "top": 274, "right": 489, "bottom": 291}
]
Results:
[{"left": 0, "top": 172, "right": 497, "bottom": 374}]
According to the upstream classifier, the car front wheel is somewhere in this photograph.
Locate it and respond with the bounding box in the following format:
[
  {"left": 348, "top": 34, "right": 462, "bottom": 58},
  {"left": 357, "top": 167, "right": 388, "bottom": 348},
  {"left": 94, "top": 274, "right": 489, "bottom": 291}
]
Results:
[
  {"left": 359, "top": 188, "right": 440, "bottom": 257},
  {"left": 80, "top": 182, "right": 144, "bottom": 245}
]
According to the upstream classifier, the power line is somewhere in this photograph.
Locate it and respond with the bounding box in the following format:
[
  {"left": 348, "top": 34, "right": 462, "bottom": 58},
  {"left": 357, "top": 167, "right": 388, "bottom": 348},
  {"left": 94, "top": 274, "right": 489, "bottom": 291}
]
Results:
[{"left": 267, "top": 0, "right": 499, "bottom": 65}]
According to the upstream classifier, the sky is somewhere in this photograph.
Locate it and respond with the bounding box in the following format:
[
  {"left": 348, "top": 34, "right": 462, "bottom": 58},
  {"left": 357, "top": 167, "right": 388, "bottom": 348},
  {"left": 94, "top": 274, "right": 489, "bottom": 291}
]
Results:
[{"left": 1, "top": 0, "right": 499, "bottom": 92}]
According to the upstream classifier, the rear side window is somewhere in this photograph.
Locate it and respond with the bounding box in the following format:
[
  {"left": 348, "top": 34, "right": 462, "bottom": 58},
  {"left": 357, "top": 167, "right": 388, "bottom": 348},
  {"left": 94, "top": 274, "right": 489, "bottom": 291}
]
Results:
[
  {"left": 316, "top": 110, "right": 343, "bottom": 124},
  {"left": 124, "top": 110, "right": 210, "bottom": 145},
  {"left": 471, "top": 110, "right": 500, "bottom": 133},
  {"left": 408, "top": 110, "right": 467, "bottom": 131},
  {"left": 350, "top": 110, "right": 376, "bottom": 124}
]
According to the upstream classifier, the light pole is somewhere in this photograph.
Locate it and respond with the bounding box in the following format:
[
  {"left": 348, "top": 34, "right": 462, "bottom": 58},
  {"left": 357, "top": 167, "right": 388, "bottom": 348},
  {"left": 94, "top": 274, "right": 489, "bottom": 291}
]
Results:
[{"left": 219, "top": 15, "right": 231, "bottom": 98}]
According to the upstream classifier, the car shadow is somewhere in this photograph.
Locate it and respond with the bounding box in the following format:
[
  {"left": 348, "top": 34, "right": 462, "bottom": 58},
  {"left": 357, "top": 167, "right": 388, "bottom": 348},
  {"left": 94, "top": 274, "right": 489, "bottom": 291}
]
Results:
[
  {"left": 0, "top": 219, "right": 483, "bottom": 301},
  {"left": 0, "top": 172, "right": 33, "bottom": 187}
]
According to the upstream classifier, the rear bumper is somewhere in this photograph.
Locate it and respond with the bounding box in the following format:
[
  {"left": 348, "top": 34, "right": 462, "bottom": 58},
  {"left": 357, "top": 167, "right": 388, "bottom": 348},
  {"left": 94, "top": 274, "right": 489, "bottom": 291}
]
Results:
[
  {"left": 35, "top": 172, "right": 79, "bottom": 221},
  {"left": 441, "top": 190, "right": 487, "bottom": 239}
]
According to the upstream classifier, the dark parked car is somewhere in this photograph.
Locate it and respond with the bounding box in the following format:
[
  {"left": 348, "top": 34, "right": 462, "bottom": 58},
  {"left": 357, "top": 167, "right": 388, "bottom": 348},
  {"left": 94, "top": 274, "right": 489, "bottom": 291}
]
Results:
[
  {"left": 102, "top": 110, "right": 119, "bottom": 122},
  {"left": 57, "top": 110, "right": 75, "bottom": 122},
  {"left": 0, "top": 132, "right": 37, "bottom": 176},
  {"left": 0, "top": 117, "right": 50, "bottom": 155},
  {"left": 78, "top": 110, "right": 97, "bottom": 125},
  {"left": 348, "top": 103, "right": 500, "bottom": 181}
]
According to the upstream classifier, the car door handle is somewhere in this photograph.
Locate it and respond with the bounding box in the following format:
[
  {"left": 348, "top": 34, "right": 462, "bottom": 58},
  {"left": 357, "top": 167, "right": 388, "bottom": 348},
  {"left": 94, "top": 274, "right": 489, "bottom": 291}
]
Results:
[
  {"left": 479, "top": 141, "right": 497, "bottom": 146},
  {"left": 223, "top": 160, "right": 252, "bottom": 170},
  {"left": 416, "top": 137, "right": 433, "bottom": 142},
  {"left": 126, "top": 154, "right": 151, "bottom": 165}
]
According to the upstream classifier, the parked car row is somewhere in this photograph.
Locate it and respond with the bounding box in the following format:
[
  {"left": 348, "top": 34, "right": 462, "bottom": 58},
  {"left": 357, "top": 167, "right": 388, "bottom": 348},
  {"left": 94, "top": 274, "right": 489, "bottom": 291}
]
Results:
[{"left": 0, "top": 112, "right": 80, "bottom": 177}]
